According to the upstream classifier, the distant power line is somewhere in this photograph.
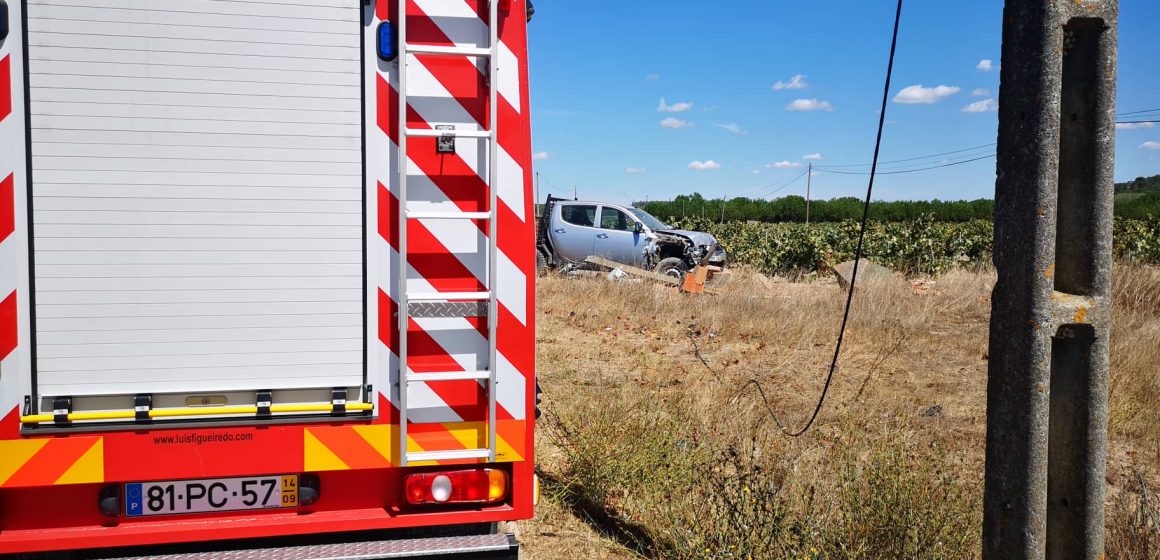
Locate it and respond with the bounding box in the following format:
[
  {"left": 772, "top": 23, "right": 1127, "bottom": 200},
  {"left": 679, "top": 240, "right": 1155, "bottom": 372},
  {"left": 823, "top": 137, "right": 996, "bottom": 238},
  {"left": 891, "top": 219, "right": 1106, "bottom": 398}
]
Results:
[
  {"left": 819, "top": 143, "right": 996, "bottom": 169},
  {"left": 1117, "top": 107, "right": 1160, "bottom": 117},
  {"left": 754, "top": 168, "right": 809, "bottom": 198},
  {"left": 815, "top": 154, "right": 995, "bottom": 176}
]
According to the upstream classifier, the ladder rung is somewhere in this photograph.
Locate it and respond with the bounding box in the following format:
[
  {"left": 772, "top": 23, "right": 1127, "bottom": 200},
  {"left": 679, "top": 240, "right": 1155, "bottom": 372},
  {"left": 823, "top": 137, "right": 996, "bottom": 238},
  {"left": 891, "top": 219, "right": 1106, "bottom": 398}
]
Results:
[
  {"left": 405, "top": 128, "right": 492, "bottom": 139},
  {"left": 407, "top": 211, "right": 491, "bottom": 220},
  {"left": 408, "top": 371, "right": 490, "bottom": 382},
  {"left": 407, "top": 449, "right": 492, "bottom": 462},
  {"left": 407, "top": 45, "right": 492, "bottom": 57},
  {"left": 408, "top": 291, "right": 491, "bottom": 302}
]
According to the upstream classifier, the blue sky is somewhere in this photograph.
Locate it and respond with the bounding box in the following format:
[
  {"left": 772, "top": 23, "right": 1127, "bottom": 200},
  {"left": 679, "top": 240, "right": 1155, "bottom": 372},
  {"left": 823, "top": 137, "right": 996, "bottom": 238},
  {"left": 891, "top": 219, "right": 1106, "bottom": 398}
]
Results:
[{"left": 526, "top": 1, "right": 1160, "bottom": 205}]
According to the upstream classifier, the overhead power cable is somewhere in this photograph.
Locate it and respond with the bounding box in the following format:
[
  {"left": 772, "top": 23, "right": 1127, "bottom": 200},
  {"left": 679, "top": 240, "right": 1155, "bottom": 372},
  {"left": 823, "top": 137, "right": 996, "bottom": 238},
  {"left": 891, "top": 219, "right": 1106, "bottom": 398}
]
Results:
[
  {"left": 1116, "top": 107, "right": 1160, "bottom": 117},
  {"left": 756, "top": 168, "right": 809, "bottom": 198},
  {"left": 744, "top": 0, "right": 904, "bottom": 438},
  {"left": 815, "top": 154, "right": 994, "bottom": 176},
  {"left": 819, "top": 142, "right": 995, "bottom": 169}
]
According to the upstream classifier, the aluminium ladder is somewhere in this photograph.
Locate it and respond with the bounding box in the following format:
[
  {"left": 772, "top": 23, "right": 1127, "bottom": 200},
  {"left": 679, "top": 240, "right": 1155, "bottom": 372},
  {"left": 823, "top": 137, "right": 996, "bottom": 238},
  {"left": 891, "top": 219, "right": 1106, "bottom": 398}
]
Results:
[{"left": 396, "top": 1, "right": 501, "bottom": 467}]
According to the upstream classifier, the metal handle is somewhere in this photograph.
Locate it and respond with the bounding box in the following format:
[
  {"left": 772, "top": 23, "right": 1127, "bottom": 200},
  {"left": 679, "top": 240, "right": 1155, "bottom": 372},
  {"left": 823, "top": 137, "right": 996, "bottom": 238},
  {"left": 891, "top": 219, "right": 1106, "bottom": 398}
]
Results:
[
  {"left": 553, "top": 228, "right": 566, "bottom": 233},
  {"left": 596, "top": 233, "right": 609, "bottom": 239}
]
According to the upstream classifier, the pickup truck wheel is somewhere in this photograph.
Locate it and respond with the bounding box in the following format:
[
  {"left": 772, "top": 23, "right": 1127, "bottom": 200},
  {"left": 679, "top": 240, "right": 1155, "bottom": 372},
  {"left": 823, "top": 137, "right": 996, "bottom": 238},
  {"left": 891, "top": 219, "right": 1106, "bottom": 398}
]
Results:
[{"left": 654, "top": 257, "right": 688, "bottom": 279}]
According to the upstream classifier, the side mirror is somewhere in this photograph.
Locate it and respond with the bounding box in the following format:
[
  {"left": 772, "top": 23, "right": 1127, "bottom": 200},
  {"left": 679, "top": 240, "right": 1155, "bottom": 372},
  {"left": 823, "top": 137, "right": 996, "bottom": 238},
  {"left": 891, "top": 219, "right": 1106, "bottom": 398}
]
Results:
[{"left": 633, "top": 221, "right": 644, "bottom": 233}]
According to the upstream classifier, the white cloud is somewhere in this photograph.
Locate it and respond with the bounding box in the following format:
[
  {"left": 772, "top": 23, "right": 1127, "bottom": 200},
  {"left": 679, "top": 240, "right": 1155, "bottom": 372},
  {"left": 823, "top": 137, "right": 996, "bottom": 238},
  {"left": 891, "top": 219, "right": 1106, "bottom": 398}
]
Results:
[
  {"left": 785, "top": 98, "right": 834, "bottom": 111},
  {"left": 802, "top": 153, "right": 823, "bottom": 161},
  {"left": 660, "top": 117, "right": 694, "bottom": 129},
  {"left": 772, "top": 74, "right": 809, "bottom": 91},
  {"left": 688, "top": 160, "right": 721, "bottom": 171},
  {"left": 963, "top": 98, "right": 998, "bottom": 113},
  {"left": 625, "top": 166, "right": 648, "bottom": 174},
  {"left": 645, "top": 74, "right": 660, "bottom": 82},
  {"left": 532, "top": 151, "right": 552, "bottom": 161},
  {"left": 767, "top": 161, "right": 803, "bottom": 169},
  {"left": 1117, "top": 122, "right": 1156, "bottom": 130},
  {"left": 893, "top": 84, "right": 961, "bottom": 104},
  {"left": 971, "top": 88, "right": 991, "bottom": 97},
  {"left": 752, "top": 169, "right": 761, "bottom": 175},
  {"left": 657, "top": 97, "right": 694, "bottom": 113},
  {"left": 1141, "top": 141, "right": 1160, "bottom": 150},
  {"left": 977, "top": 59, "right": 994, "bottom": 71},
  {"left": 714, "top": 123, "right": 748, "bottom": 135}
]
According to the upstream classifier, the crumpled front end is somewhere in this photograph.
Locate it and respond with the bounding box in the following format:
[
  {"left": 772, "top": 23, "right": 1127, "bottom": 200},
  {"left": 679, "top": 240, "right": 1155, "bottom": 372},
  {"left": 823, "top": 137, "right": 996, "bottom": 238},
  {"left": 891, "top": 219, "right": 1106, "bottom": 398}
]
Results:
[{"left": 649, "top": 230, "right": 728, "bottom": 269}]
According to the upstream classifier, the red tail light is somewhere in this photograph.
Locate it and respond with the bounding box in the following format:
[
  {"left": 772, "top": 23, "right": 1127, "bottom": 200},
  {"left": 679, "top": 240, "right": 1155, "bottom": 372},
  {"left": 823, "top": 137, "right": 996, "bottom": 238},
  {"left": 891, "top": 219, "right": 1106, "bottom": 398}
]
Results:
[{"left": 404, "top": 468, "right": 508, "bottom": 505}]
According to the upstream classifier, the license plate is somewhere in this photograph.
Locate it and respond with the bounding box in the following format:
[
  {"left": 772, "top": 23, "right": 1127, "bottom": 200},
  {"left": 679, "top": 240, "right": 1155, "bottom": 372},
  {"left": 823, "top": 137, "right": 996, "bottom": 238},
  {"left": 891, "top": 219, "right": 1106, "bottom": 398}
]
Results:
[{"left": 125, "top": 475, "right": 298, "bottom": 517}]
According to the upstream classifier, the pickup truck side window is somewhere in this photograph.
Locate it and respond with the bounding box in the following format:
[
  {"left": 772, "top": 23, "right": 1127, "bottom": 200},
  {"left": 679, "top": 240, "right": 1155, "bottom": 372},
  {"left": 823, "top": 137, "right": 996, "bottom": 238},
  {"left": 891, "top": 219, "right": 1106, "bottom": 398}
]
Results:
[
  {"left": 561, "top": 204, "right": 597, "bottom": 227},
  {"left": 599, "top": 207, "right": 633, "bottom": 231}
]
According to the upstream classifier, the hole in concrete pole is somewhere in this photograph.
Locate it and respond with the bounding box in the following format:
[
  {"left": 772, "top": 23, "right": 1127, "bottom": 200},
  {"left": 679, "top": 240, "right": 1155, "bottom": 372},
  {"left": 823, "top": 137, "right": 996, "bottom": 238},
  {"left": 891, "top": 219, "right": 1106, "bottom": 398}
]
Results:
[
  {"left": 1054, "top": 18, "right": 1106, "bottom": 297},
  {"left": 1047, "top": 323, "right": 1097, "bottom": 555}
]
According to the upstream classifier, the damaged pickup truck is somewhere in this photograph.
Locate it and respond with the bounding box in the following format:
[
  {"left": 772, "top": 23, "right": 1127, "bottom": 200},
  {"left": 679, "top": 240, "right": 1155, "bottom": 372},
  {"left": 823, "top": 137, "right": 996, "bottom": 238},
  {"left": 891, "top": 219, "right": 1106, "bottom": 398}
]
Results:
[{"left": 537, "top": 195, "right": 727, "bottom": 278}]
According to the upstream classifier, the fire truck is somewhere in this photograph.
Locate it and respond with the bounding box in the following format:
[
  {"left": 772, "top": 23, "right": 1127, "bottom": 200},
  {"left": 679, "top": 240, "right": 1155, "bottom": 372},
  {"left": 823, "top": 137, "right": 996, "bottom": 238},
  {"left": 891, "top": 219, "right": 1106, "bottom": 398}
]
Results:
[{"left": 0, "top": 0, "right": 536, "bottom": 557}]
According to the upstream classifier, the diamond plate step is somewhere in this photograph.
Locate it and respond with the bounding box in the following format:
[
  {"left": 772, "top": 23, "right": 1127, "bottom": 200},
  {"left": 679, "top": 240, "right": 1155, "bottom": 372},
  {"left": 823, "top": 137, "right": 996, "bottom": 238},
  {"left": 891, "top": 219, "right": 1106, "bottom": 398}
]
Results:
[{"left": 101, "top": 533, "right": 518, "bottom": 560}]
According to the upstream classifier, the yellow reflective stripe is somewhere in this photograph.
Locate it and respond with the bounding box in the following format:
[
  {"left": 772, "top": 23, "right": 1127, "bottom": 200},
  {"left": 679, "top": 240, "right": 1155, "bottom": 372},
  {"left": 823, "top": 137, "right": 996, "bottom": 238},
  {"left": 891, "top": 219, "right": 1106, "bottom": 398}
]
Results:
[
  {"left": 0, "top": 439, "right": 51, "bottom": 486},
  {"left": 54, "top": 439, "right": 104, "bottom": 485}
]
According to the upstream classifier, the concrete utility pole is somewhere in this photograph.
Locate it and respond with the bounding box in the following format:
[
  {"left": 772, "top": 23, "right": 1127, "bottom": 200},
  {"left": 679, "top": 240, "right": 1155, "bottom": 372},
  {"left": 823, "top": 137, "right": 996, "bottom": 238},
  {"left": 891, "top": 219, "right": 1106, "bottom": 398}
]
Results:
[
  {"left": 805, "top": 163, "right": 813, "bottom": 226},
  {"left": 984, "top": 1, "right": 1117, "bottom": 559}
]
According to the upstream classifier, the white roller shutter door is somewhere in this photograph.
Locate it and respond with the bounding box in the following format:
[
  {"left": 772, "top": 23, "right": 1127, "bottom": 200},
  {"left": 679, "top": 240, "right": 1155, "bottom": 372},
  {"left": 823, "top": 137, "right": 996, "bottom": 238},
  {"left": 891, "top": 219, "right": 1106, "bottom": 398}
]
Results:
[{"left": 26, "top": 0, "right": 365, "bottom": 397}]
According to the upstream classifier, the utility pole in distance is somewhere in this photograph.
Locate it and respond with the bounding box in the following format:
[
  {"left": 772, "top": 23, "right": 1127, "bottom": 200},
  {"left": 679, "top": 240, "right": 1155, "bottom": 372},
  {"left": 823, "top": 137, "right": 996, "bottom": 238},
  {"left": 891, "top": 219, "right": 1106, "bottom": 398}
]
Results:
[
  {"left": 984, "top": 1, "right": 1117, "bottom": 559},
  {"left": 805, "top": 163, "right": 813, "bottom": 226}
]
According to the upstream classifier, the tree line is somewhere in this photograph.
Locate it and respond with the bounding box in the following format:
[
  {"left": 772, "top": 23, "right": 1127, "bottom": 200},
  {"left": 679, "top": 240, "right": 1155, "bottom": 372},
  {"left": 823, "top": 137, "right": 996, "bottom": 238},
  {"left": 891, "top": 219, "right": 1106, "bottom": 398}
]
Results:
[
  {"left": 637, "top": 193, "right": 996, "bottom": 223},
  {"left": 638, "top": 175, "right": 1160, "bottom": 223}
]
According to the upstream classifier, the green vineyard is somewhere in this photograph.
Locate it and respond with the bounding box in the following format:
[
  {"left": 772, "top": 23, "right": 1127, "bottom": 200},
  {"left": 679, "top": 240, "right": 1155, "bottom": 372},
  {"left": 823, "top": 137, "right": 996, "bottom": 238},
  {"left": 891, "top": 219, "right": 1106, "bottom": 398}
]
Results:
[{"left": 666, "top": 216, "right": 1160, "bottom": 276}]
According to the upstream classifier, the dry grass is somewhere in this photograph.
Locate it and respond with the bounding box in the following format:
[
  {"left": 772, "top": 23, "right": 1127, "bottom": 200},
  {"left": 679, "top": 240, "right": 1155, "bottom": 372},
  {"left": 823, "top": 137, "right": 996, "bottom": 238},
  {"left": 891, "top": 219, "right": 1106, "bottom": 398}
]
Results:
[{"left": 519, "top": 264, "right": 1159, "bottom": 559}]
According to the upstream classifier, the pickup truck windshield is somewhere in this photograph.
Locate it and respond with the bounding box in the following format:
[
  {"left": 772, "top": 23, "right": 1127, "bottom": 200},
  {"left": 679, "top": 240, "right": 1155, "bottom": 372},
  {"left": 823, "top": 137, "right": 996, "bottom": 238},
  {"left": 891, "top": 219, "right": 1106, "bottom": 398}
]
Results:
[{"left": 628, "top": 207, "right": 670, "bottom": 231}]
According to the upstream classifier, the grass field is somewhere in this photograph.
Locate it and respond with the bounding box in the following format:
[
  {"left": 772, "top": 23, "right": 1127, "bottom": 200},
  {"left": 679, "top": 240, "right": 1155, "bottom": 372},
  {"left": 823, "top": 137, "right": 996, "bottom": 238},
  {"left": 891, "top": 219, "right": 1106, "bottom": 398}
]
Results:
[{"left": 517, "top": 265, "right": 1159, "bottom": 559}]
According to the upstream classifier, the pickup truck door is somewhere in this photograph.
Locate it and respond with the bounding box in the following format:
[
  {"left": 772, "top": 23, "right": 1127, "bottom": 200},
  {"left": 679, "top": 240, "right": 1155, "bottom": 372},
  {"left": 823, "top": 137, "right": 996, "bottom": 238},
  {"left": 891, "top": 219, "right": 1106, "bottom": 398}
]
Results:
[
  {"left": 594, "top": 206, "right": 648, "bottom": 267},
  {"left": 549, "top": 203, "right": 598, "bottom": 262}
]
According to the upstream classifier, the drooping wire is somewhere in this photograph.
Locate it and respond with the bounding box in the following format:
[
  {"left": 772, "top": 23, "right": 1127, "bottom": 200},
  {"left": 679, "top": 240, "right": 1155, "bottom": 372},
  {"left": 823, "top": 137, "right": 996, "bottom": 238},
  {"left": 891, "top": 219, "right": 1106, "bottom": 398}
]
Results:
[
  {"left": 817, "top": 142, "right": 996, "bottom": 169},
  {"left": 744, "top": 0, "right": 904, "bottom": 437},
  {"left": 815, "top": 154, "right": 994, "bottom": 176},
  {"left": 1116, "top": 107, "right": 1160, "bottom": 117},
  {"left": 755, "top": 168, "right": 810, "bottom": 198}
]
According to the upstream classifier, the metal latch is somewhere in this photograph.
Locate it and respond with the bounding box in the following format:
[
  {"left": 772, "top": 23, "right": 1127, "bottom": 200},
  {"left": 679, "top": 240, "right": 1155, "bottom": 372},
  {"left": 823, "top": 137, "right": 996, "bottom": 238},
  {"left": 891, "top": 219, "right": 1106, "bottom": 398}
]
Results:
[
  {"left": 330, "top": 388, "right": 347, "bottom": 416},
  {"left": 256, "top": 390, "right": 273, "bottom": 418},
  {"left": 53, "top": 396, "right": 72, "bottom": 426},
  {"left": 435, "top": 125, "right": 455, "bottom": 154},
  {"left": 134, "top": 394, "right": 153, "bottom": 423}
]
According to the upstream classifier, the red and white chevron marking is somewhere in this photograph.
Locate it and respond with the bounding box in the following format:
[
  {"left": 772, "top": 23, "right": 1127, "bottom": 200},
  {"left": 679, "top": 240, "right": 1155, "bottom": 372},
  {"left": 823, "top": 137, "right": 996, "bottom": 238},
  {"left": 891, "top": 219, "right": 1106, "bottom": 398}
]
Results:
[
  {"left": 368, "top": 0, "right": 534, "bottom": 433},
  {"left": 0, "top": 53, "right": 14, "bottom": 365},
  {"left": 0, "top": 4, "right": 30, "bottom": 433}
]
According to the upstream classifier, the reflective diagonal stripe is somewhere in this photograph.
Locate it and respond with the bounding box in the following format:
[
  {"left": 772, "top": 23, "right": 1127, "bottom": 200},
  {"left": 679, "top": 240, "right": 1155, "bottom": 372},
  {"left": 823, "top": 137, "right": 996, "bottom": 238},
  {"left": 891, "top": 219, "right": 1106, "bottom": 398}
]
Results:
[
  {"left": 303, "top": 421, "right": 524, "bottom": 468},
  {"left": 0, "top": 291, "right": 16, "bottom": 362},
  {"left": 53, "top": 439, "right": 104, "bottom": 485},
  {"left": 0, "top": 56, "right": 9, "bottom": 122},
  {"left": 0, "top": 439, "right": 48, "bottom": 486},
  {"left": 0, "top": 437, "right": 104, "bottom": 487},
  {"left": 0, "top": 174, "right": 13, "bottom": 244},
  {"left": 307, "top": 425, "right": 392, "bottom": 470}
]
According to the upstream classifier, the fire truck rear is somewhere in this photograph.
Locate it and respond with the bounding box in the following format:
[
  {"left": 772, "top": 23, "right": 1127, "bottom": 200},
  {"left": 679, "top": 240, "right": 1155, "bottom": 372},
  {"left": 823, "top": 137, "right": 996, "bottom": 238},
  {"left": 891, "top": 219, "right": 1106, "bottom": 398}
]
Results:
[{"left": 0, "top": 1, "right": 536, "bottom": 557}]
